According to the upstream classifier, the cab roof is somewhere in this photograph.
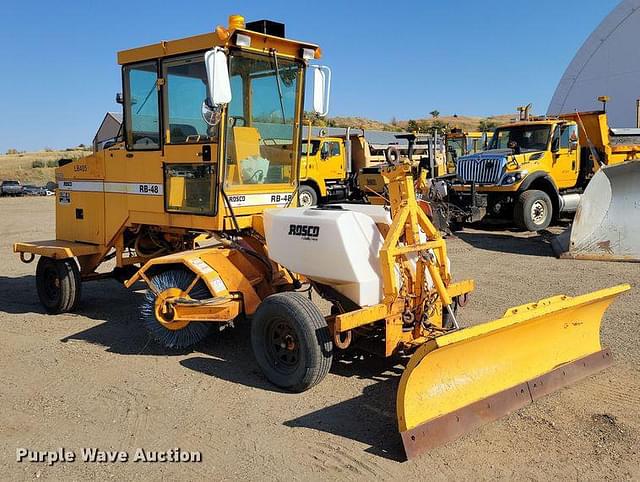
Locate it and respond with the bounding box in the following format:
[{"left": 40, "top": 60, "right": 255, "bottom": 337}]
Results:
[{"left": 117, "top": 27, "right": 319, "bottom": 65}]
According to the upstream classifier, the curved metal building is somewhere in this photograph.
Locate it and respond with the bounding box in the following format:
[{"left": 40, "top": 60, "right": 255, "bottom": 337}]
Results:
[{"left": 548, "top": 0, "right": 640, "bottom": 127}]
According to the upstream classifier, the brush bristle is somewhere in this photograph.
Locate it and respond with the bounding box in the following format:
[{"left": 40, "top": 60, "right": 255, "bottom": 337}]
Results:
[{"left": 140, "top": 268, "right": 213, "bottom": 349}]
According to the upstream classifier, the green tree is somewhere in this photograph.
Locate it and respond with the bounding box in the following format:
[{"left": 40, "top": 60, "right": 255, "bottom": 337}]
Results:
[
  {"left": 429, "top": 110, "right": 440, "bottom": 119},
  {"left": 478, "top": 118, "right": 498, "bottom": 132},
  {"left": 303, "top": 111, "right": 328, "bottom": 127}
]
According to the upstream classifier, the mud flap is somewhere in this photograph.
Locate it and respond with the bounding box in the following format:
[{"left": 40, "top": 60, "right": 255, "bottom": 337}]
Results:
[
  {"left": 397, "top": 284, "right": 630, "bottom": 459},
  {"left": 553, "top": 161, "right": 640, "bottom": 262}
]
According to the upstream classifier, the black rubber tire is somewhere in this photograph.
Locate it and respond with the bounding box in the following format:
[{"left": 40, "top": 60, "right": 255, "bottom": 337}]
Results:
[
  {"left": 513, "top": 189, "right": 552, "bottom": 231},
  {"left": 251, "top": 292, "right": 333, "bottom": 392},
  {"left": 298, "top": 185, "right": 318, "bottom": 207},
  {"left": 36, "top": 257, "right": 82, "bottom": 314}
]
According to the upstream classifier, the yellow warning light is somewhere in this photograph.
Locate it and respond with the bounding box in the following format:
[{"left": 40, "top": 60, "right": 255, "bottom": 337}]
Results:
[{"left": 228, "top": 14, "right": 246, "bottom": 30}]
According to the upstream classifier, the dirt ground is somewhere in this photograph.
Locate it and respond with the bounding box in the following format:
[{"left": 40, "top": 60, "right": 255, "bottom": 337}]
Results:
[{"left": 1, "top": 196, "right": 638, "bottom": 481}]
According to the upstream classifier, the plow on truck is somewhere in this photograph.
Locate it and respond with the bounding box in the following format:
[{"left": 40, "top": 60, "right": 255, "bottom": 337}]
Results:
[{"left": 13, "top": 16, "right": 631, "bottom": 459}]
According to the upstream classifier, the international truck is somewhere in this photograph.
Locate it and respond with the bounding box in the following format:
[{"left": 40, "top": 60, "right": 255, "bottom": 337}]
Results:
[{"left": 450, "top": 108, "right": 640, "bottom": 231}]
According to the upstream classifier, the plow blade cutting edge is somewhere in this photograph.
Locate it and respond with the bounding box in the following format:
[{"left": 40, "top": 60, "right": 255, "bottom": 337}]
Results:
[
  {"left": 552, "top": 161, "right": 640, "bottom": 262},
  {"left": 397, "top": 284, "right": 629, "bottom": 459}
]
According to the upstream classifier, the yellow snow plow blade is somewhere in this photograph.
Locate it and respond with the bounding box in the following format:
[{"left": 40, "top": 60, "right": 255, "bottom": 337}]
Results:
[{"left": 398, "top": 284, "right": 629, "bottom": 459}]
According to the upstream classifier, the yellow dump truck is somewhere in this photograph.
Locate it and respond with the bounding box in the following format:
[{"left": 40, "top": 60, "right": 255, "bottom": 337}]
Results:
[
  {"left": 450, "top": 108, "right": 640, "bottom": 230},
  {"left": 298, "top": 128, "right": 447, "bottom": 206}
]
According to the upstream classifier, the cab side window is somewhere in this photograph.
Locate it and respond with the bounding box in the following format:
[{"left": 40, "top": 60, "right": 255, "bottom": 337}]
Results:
[
  {"left": 124, "top": 61, "right": 160, "bottom": 150},
  {"left": 559, "top": 125, "right": 577, "bottom": 149},
  {"left": 320, "top": 142, "right": 329, "bottom": 158},
  {"left": 329, "top": 142, "right": 340, "bottom": 157}
]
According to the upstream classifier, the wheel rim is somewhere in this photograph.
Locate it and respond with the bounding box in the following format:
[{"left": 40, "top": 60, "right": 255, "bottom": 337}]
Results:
[
  {"left": 299, "top": 191, "right": 313, "bottom": 207},
  {"left": 266, "top": 318, "right": 300, "bottom": 373},
  {"left": 530, "top": 200, "right": 547, "bottom": 225},
  {"left": 42, "top": 265, "right": 61, "bottom": 303}
]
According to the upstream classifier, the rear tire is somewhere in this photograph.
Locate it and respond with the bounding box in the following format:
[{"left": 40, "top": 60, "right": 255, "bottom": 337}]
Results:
[
  {"left": 298, "top": 185, "right": 318, "bottom": 207},
  {"left": 514, "top": 189, "right": 552, "bottom": 231},
  {"left": 251, "top": 292, "right": 333, "bottom": 392},
  {"left": 36, "top": 257, "right": 82, "bottom": 314}
]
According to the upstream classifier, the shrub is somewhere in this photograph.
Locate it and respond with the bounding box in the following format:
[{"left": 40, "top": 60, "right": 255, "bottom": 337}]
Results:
[
  {"left": 6, "top": 148, "right": 18, "bottom": 155},
  {"left": 46, "top": 160, "right": 59, "bottom": 168},
  {"left": 32, "top": 160, "right": 45, "bottom": 168}
]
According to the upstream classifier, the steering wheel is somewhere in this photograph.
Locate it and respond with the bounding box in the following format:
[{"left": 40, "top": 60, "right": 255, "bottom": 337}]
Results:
[{"left": 229, "top": 116, "right": 246, "bottom": 127}]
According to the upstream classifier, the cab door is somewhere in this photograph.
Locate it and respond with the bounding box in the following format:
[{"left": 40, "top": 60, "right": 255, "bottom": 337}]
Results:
[
  {"left": 320, "top": 140, "right": 345, "bottom": 180},
  {"left": 161, "top": 54, "right": 219, "bottom": 216},
  {"left": 551, "top": 123, "right": 579, "bottom": 189}
]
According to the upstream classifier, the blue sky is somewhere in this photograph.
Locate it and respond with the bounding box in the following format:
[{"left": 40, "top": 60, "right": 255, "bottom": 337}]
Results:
[{"left": 0, "top": 0, "right": 619, "bottom": 152}]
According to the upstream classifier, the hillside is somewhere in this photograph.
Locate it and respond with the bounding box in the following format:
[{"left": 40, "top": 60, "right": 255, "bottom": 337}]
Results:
[
  {"left": 307, "top": 114, "right": 515, "bottom": 132},
  {"left": 0, "top": 148, "right": 90, "bottom": 184}
]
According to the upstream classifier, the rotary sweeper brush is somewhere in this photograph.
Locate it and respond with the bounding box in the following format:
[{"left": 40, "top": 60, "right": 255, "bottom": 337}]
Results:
[{"left": 13, "top": 15, "right": 630, "bottom": 459}]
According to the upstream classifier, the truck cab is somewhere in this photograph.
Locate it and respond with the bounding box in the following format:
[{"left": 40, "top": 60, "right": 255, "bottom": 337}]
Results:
[{"left": 299, "top": 135, "right": 347, "bottom": 205}]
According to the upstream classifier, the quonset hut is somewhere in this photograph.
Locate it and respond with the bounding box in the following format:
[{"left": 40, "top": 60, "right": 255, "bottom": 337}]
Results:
[{"left": 548, "top": 0, "right": 640, "bottom": 127}]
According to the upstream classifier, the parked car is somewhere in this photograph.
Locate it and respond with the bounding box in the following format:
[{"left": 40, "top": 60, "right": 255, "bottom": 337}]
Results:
[
  {"left": 23, "top": 185, "right": 46, "bottom": 196},
  {"left": 0, "top": 180, "right": 23, "bottom": 196}
]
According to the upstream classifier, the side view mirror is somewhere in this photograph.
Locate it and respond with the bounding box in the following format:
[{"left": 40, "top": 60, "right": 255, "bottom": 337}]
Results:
[
  {"left": 569, "top": 139, "right": 578, "bottom": 152},
  {"left": 115, "top": 93, "right": 123, "bottom": 104},
  {"left": 204, "top": 48, "right": 232, "bottom": 106},
  {"left": 311, "top": 65, "right": 331, "bottom": 117},
  {"left": 551, "top": 137, "right": 560, "bottom": 153}
]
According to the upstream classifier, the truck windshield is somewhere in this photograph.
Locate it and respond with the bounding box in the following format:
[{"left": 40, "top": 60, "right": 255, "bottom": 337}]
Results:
[
  {"left": 489, "top": 125, "right": 551, "bottom": 152},
  {"left": 224, "top": 51, "right": 302, "bottom": 187}
]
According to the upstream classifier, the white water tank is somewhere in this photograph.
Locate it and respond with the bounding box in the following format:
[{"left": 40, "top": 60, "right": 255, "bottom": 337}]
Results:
[{"left": 264, "top": 205, "right": 389, "bottom": 307}]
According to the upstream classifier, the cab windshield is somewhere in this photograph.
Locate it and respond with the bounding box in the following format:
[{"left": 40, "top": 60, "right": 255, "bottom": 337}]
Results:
[
  {"left": 489, "top": 125, "right": 551, "bottom": 152},
  {"left": 224, "top": 52, "right": 302, "bottom": 187}
]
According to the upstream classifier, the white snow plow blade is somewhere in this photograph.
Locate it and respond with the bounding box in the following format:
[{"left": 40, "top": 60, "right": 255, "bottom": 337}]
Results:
[{"left": 552, "top": 161, "right": 640, "bottom": 262}]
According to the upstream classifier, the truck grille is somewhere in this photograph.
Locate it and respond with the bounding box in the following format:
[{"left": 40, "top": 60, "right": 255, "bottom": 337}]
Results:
[{"left": 456, "top": 157, "right": 506, "bottom": 184}]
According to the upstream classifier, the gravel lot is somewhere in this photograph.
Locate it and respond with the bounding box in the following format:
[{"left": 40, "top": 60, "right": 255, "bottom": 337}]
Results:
[{"left": 1, "top": 196, "right": 638, "bottom": 480}]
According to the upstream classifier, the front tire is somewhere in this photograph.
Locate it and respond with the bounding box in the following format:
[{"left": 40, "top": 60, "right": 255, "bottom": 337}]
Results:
[
  {"left": 298, "top": 185, "right": 318, "bottom": 207},
  {"left": 36, "top": 257, "right": 82, "bottom": 314},
  {"left": 251, "top": 292, "right": 333, "bottom": 392},
  {"left": 514, "top": 189, "right": 552, "bottom": 231}
]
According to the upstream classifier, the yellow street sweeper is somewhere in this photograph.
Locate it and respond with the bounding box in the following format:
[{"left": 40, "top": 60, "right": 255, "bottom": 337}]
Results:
[{"left": 14, "top": 16, "right": 630, "bottom": 459}]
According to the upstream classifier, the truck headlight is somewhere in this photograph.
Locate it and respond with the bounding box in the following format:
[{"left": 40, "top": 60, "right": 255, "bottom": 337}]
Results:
[{"left": 500, "top": 170, "right": 528, "bottom": 185}]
